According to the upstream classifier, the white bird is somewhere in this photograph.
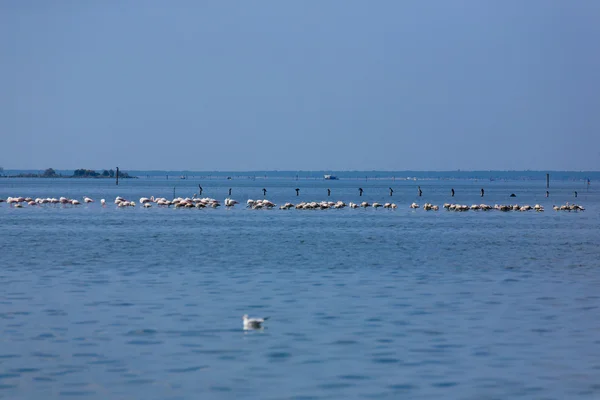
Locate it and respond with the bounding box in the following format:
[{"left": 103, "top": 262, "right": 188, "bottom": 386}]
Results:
[
  {"left": 100, "top": 199, "right": 106, "bottom": 206},
  {"left": 243, "top": 314, "right": 269, "bottom": 330},
  {"left": 83, "top": 197, "right": 94, "bottom": 203}
]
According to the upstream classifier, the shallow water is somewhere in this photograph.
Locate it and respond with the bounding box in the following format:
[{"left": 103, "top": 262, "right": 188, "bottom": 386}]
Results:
[{"left": 1, "top": 177, "right": 599, "bottom": 399}]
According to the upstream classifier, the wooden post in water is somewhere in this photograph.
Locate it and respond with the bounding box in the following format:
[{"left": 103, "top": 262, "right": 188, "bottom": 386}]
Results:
[
  {"left": 546, "top": 173, "right": 549, "bottom": 189},
  {"left": 116, "top": 167, "right": 119, "bottom": 185}
]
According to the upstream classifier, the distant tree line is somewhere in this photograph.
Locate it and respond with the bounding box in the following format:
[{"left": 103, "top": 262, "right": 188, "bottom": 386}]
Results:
[
  {"left": 71, "top": 168, "right": 135, "bottom": 178},
  {"left": 43, "top": 168, "right": 59, "bottom": 177},
  {"left": 9, "top": 168, "right": 136, "bottom": 178}
]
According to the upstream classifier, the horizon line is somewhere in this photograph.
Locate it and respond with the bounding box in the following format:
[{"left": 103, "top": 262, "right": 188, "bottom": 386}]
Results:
[{"left": 2, "top": 168, "right": 600, "bottom": 174}]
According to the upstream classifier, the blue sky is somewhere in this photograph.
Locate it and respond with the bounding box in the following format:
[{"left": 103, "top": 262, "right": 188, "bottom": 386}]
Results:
[{"left": 1, "top": 1, "right": 599, "bottom": 171}]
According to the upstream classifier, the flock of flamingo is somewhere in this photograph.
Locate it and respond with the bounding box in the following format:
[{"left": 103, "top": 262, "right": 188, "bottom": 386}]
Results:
[{"left": 0, "top": 195, "right": 586, "bottom": 212}]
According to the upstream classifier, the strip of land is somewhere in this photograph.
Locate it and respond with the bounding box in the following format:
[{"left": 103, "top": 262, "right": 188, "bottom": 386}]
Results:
[{"left": 3, "top": 168, "right": 136, "bottom": 178}]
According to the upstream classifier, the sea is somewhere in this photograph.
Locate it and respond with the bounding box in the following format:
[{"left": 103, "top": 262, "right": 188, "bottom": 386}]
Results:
[{"left": 1, "top": 171, "right": 599, "bottom": 399}]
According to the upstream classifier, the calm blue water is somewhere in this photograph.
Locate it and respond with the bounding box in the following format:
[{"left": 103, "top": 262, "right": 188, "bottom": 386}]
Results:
[{"left": 1, "top": 176, "right": 599, "bottom": 399}]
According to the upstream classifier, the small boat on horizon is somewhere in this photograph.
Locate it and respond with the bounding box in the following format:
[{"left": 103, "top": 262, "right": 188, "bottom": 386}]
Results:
[{"left": 324, "top": 174, "right": 339, "bottom": 180}]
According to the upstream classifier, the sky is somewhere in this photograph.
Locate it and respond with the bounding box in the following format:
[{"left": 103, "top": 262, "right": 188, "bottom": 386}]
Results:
[{"left": 1, "top": 1, "right": 599, "bottom": 171}]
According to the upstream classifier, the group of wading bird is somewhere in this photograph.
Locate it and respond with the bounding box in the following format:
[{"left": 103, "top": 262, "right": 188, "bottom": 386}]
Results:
[{"left": 0, "top": 195, "right": 586, "bottom": 212}]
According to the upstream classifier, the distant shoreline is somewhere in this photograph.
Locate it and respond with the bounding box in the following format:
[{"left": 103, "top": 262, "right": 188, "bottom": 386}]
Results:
[
  {"left": 0, "top": 169, "right": 597, "bottom": 182},
  {"left": 0, "top": 168, "right": 136, "bottom": 179},
  {"left": 0, "top": 175, "right": 137, "bottom": 179}
]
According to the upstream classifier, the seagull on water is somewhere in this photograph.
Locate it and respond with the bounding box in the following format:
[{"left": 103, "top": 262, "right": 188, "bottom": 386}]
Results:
[{"left": 243, "top": 314, "right": 269, "bottom": 330}]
